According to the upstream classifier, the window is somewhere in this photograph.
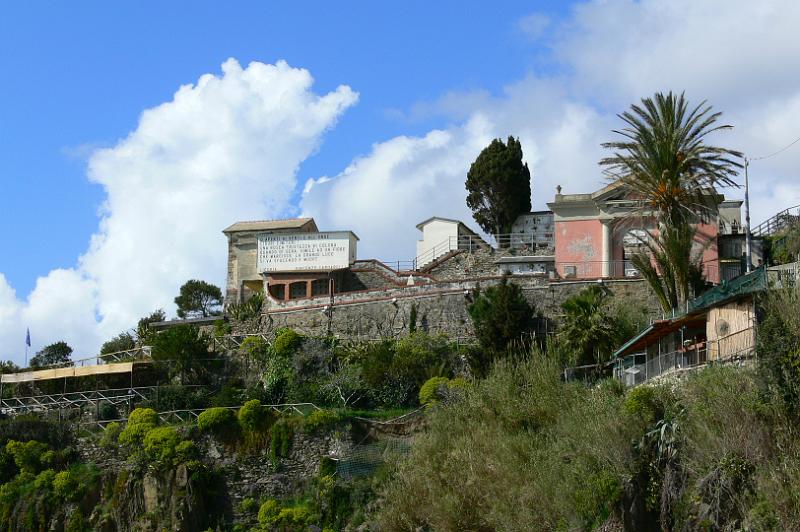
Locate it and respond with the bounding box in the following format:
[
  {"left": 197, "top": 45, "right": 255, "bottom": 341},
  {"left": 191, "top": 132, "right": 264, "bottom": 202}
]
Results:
[
  {"left": 311, "top": 279, "right": 329, "bottom": 297},
  {"left": 289, "top": 281, "right": 307, "bottom": 299},
  {"left": 269, "top": 284, "right": 286, "bottom": 300}
]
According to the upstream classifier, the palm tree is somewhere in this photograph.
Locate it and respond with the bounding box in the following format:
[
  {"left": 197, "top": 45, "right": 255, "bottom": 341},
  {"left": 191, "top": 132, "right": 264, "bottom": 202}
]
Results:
[
  {"left": 601, "top": 92, "right": 742, "bottom": 311},
  {"left": 557, "top": 285, "right": 617, "bottom": 366},
  {"left": 601, "top": 91, "right": 742, "bottom": 227}
]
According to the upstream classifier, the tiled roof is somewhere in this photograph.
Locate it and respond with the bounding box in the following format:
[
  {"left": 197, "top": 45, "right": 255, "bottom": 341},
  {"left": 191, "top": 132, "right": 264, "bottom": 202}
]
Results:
[{"left": 223, "top": 218, "right": 317, "bottom": 233}]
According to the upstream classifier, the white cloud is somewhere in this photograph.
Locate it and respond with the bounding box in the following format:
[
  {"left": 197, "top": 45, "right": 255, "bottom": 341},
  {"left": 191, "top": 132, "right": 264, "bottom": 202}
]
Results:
[{"left": 0, "top": 59, "right": 356, "bottom": 362}]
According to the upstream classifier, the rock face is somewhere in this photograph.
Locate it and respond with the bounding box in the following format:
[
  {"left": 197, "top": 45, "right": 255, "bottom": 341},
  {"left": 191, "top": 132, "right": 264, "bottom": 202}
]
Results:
[{"left": 69, "top": 422, "right": 357, "bottom": 531}]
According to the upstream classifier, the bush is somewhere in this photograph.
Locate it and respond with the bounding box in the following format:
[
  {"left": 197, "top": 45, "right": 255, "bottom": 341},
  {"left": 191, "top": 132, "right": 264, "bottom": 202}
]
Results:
[
  {"left": 175, "top": 440, "right": 198, "bottom": 463},
  {"left": 151, "top": 324, "right": 211, "bottom": 382},
  {"left": 419, "top": 376, "right": 450, "bottom": 407},
  {"left": 238, "top": 400, "right": 272, "bottom": 433},
  {"left": 467, "top": 277, "right": 537, "bottom": 376},
  {"left": 258, "top": 499, "right": 281, "bottom": 526},
  {"left": 240, "top": 497, "right": 258, "bottom": 513},
  {"left": 623, "top": 385, "right": 662, "bottom": 424},
  {"left": 100, "top": 422, "right": 123, "bottom": 449},
  {"left": 273, "top": 329, "right": 303, "bottom": 357},
  {"left": 52, "top": 470, "right": 77, "bottom": 499},
  {"left": 240, "top": 336, "right": 269, "bottom": 362},
  {"left": 34, "top": 468, "right": 56, "bottom": 490},
  {"left": 303, "top": 409, "right": 341, "bottom": 433},
  {"left": 270, "top": 418, "right": 294, "bottom": 460},
  {"left": 143, "top": 426, "right": 181, "bottom": 465},
  {"left": 5, "top": 439, "right": 48, "bottom": 473},
  {"left": 118, "top": 408, "right": 158, "bottom": 448},
  {"left": 197, "top": 407, "right": 239, "bottom": 441}
]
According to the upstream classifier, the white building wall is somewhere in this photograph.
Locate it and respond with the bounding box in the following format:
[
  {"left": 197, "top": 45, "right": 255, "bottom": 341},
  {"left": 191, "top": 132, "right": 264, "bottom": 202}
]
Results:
[{"left": 416, "top": 220, "right": 460, "bottom": 267}]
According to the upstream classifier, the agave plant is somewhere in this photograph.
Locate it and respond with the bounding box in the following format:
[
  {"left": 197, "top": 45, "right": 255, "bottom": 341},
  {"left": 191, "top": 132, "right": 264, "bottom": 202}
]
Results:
[{"left": 601, "top": 91, "right": 742, "bottom": 227}]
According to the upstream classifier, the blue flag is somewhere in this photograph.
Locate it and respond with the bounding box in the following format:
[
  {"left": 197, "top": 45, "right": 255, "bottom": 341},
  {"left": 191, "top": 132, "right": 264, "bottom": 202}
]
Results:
[{"left": 25, "top": 328, "right": 31, "bottom": 347}]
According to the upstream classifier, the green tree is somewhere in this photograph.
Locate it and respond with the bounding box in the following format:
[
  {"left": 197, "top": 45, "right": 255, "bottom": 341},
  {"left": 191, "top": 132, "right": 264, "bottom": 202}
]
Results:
[
  {"left": 136, "top": 309, "right": 166, "bottom": 346},
  {"left": 100, "top": 331, "right": 136, "bottom": 355},
  {"left": 557, "top": 286, "right": 617, "bottom": 366},
  {"left": 29, "top": 341, "right": 73, "bottom": 368},
  {"left": 467, "top": 277, "right": 536, "bottom": 376},
  {"left": 466, "top": 136, "right": 532, "bottom": 242},
  {"left": 174, "top": 279, "right": 223, "bottom": 319},
  {"left": 600, "top": 92, "right": 741, "bottom": 311},
  {"left": 151, "top": 324, "right": 210, "bottom": 382}
]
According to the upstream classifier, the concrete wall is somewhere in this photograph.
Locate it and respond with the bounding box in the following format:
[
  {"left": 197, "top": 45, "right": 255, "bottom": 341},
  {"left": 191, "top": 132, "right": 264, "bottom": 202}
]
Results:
[
  {"left": 554, "top": 219, "right": 604, "bottom": 278},
  {"left": 416, "top": 220, "right": 459, "bottom": 266}
]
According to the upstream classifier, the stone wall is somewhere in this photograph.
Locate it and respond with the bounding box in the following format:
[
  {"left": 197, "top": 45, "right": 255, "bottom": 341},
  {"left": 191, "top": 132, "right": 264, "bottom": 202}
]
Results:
[{"left": 260, "top": 277, "right": 662, "bottom": 340}]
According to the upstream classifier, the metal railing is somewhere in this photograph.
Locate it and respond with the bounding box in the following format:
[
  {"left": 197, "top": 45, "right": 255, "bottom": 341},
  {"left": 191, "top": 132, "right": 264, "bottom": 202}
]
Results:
[
  {"left": 556, "top": 260, "right": 639, "bottom": 279},
  {"left": 614, "top": 327, "right": 756, "bottom": 387},
  {"left": 212, "top": 333, "right": 273, "bottom": 352},
  {"left": 384, "top": 233, "right": 556, "bottom": 272},
  {"left": 751, "top": 204, "right": 800, "bottom": 237},
  {"left": 16, "top": 346, "right": 153, "bottom": 372},
  {"left": 768, "top": 262, "right": 800, "bottom": 288},
  {"left": 0, "top": 386, "right": 161, "bottom": 414}
]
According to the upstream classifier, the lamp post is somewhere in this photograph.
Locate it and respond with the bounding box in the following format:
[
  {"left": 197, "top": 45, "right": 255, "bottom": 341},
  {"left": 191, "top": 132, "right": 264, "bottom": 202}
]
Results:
[{"left": 744, "top": 157, "right": 752, "bottom": 273}]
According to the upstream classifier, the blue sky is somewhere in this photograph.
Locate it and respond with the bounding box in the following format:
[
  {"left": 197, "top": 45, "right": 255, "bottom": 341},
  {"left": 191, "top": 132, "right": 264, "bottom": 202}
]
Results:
[
  {"left": 2, "top": 1, "right": 800, "bottom": 360},
  {"left": 0, "top": 1, "right": 568, "bottom": 297}
]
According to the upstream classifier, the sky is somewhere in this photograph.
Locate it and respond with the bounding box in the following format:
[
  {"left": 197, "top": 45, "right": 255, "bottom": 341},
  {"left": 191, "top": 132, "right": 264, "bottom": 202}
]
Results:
[{"left": 1, "top": 0, "right": 800, "bottom": 362}]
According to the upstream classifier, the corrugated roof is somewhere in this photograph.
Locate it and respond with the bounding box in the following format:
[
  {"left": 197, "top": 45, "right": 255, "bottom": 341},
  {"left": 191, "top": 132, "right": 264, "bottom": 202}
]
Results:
[{"left": 223, "top": 218, "right": 317, "bottom": 233}]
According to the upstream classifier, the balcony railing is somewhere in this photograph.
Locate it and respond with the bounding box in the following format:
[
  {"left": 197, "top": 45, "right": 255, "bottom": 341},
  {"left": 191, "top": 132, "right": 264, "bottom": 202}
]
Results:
[
  {"left": 613, "top": 327, "right": 756, "bottom": 387},
  {"left": 556, "top": 260, "right": 639, "bottom": 279}
]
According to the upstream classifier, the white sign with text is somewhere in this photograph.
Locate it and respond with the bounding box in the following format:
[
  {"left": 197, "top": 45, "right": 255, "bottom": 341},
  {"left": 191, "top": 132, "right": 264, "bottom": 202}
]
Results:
[{"left": 257, "top": 232, "right": 355, "bottom": 272}]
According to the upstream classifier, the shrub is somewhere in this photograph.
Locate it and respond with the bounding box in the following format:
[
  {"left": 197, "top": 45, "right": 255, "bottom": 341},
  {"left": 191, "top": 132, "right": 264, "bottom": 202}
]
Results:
[
  {"left": 197, "top": 407, "right": 239, "bottom": 441},
  {"left": 143, "top": 426, "right": 181, "bottom": 465},
  {"left": 623, "top": 385, "right": 661, "bottom": 424},
  {"left": 419, "top": 377, "right": 450, "bottom": 407},
  {"left": 240, "top": 336, "right": 269, "bottom": 363},
  {"left": 118, "top": 408, "right": 158, "bottom": 448},
  {"left": 53, "top": 470, "right": 77, "bottom": 499},
  {"left": 151, "top": 324, "right": 211, "bottom": 382},
  {"left": 98, "top": 401, "right": 120, "bottom": 421},
  {"left": 240, "top": 497, "right": 258, "bottom": 513},
  {"left": 5, "top": 439, "right": 48, "bottom": 473},
  {"left": 303, "top": 409, "right": 341, "bottom": 433},
  {"left": 258, "top": 499, "right": 281, "bottom": 526},
  {"left": 100, "top": 422, "right": 123, "bottom": 449},
  {"left": 238, "top": 400, "right": 271, "bottom": 433},
  {"left": 65, "top": 510, "right": 88, "bottom": 532},
  {"left": 34, "top": 468, "right": 56, "bottom": 490},
  {"left": 273, "top": 329, "right": 302, "bottom": 357},
  {"left": 270, "top": 418, "right": 294, "bottom": 459},
  {"left": 175, "top": 440, "right": 198, "bottom": 463},
  {"left": 467, "top": 277, "right": 537, "bottom": 375}
]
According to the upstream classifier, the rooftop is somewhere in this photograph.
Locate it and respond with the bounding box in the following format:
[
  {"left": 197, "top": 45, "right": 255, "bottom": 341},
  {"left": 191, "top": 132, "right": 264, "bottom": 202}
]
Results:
[{"left": 223, "top": 218, "right": 318, "bottom": 234}]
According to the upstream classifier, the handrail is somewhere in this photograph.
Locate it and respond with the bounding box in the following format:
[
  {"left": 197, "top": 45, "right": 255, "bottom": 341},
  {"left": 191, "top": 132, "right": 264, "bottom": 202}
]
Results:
[{"left": 751, "top": 204, "right": 800, "bottom": 237}]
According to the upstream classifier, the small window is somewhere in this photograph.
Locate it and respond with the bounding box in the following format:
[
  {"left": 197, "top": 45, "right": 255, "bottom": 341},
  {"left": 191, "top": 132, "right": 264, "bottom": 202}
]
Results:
[
  {"left": 269, "top": 284, "right": 286, "bottom": 300},
  {"left": 289, "top": 281, "right": 308, "bottom": 299},
  {"left": 564, "top": 265, "right": 577, "bottom": 278},
  {"left": 311, "top": 279, "right": 329, "bottom": 297}
]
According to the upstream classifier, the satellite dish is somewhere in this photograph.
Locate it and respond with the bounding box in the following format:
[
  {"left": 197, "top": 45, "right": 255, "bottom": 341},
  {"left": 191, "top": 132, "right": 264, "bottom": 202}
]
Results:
[{"left": 716, "top": 319, "right": 730, "bottom": 337}]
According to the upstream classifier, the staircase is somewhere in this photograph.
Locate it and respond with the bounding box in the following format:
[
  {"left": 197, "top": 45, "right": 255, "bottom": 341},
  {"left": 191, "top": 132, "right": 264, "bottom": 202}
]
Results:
[{"left": 752, "top": 204, "right": 800, "bottom": 261}]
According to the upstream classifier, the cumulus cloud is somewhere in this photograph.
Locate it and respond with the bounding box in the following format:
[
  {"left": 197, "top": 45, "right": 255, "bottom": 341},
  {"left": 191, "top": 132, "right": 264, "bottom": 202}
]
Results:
[
  {"left": 304, "top": 0, "right": 800, "bottom": 263},
  {"left": 0, "top": 59, "right": 356, "bottom": 362}
]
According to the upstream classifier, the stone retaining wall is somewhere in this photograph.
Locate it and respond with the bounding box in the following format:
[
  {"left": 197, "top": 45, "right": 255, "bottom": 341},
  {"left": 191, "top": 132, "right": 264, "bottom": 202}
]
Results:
[{"left": 259, "top": 277, "right": 662, "bottom": 339}]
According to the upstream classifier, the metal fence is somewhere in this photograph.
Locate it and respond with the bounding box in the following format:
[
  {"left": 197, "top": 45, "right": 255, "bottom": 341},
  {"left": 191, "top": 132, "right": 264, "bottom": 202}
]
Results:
[
  {"left": 614, "top": 327, "right": 756, "bottom": 387},
  {"left": 335, "top": 439, "right": 410, "bottom": 480}
]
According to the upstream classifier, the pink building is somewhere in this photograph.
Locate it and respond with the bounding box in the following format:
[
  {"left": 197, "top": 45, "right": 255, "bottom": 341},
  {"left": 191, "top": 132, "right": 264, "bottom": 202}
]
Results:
[{"left": 546, "top": 182, "right": 742, "bottom": 283}]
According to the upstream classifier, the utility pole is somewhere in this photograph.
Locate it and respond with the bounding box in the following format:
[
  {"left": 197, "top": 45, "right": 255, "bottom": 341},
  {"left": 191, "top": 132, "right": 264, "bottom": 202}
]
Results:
[{"left": 744, "top": 157, "right": 753, "bottom": 273}]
